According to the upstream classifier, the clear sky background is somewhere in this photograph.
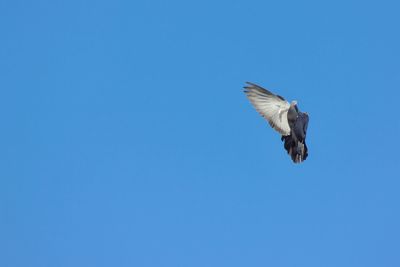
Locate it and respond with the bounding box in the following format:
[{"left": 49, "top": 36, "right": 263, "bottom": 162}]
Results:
[{"left": 1, "top": 0, "right": 400, "bottom": 266}]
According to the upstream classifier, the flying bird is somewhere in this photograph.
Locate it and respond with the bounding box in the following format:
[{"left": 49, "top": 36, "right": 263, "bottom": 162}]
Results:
[{"left": 244, "top": 82, "right": 309, "bottom": 163}]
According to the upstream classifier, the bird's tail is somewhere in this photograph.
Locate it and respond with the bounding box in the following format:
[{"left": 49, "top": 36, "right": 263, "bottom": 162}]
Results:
[{"left": 281, "top": 135, "right": 308, "bottom": 163}]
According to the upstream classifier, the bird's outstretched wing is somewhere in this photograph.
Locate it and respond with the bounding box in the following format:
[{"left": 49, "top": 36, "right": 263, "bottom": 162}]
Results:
[{"left": 244, "top": 82, "right": 291, "bottom": 136}]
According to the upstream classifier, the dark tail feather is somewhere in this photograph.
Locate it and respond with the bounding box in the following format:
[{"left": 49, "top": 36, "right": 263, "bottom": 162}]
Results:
[{"left": 281, "top": 135, "right": 308, "bottom": 163}]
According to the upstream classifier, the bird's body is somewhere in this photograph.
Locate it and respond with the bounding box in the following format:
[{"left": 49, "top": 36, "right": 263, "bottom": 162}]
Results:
[
  {"left": 244, "top": 82, "right": 309, "bottom": 163},
  {"left": 281, "top": 111, "right": 309, "bottom": 163}
]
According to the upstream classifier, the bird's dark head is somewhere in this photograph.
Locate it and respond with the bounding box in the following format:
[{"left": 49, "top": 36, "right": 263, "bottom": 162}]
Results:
[{"left": 290, "top": 100, "right": 299, "bottom": 112}]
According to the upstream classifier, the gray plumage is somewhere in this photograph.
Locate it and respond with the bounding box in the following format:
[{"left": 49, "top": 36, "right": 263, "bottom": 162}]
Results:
[{"left": 244, "top": 82, "right": 309, "bottom": 163}]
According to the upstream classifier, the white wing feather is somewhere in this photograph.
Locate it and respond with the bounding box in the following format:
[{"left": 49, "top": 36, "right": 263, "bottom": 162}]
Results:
[{"left": 244, "top": 82, "right": 291, "bottom": 136}]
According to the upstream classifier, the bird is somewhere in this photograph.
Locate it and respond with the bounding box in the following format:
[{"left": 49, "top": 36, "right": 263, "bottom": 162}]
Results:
[{"left": 243, "top": 82, "right": 309, "bottom": 163}]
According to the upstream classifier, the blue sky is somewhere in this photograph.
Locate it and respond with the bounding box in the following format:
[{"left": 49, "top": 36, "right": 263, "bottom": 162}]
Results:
[{"left": 1, "top": 0, "right": 400, "bottom": 266}]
